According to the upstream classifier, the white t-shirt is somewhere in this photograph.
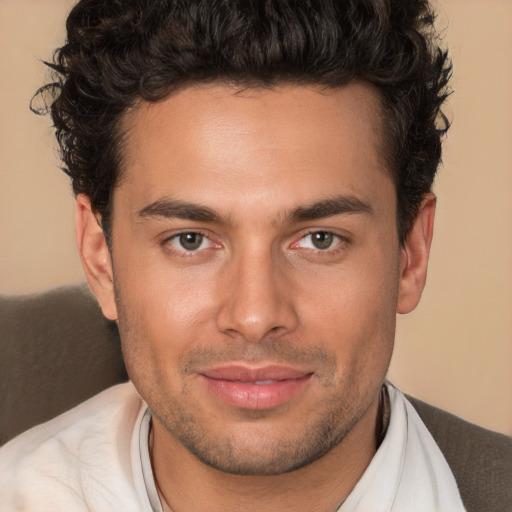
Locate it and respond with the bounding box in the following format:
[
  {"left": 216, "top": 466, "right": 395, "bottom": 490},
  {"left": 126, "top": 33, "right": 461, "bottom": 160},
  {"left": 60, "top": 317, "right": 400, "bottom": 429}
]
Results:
[{"left": 0, "top": 382, "right": 466, "bottom": 511}]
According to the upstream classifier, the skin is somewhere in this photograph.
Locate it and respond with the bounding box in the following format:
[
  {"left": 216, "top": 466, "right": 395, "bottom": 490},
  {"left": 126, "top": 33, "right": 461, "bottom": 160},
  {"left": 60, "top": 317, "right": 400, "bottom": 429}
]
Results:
[{"left": 76, "top": 83, "right": 435, "bottom": 512}]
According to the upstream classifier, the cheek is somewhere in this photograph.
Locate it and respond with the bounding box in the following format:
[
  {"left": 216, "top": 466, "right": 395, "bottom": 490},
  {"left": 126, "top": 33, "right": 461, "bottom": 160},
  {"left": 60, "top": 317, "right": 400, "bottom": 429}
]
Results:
[
  {"left": 299, "top": 254, "right": 399, "bottom": 372},
  {"left": 113, "top": 255, "right": 221, "bottom": 366}
]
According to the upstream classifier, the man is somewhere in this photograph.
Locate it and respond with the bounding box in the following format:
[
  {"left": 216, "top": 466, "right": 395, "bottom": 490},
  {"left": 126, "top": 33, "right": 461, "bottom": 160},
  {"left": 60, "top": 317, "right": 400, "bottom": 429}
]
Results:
[{"left": 0, "top": 0, "right": 510, "bottom": 511}]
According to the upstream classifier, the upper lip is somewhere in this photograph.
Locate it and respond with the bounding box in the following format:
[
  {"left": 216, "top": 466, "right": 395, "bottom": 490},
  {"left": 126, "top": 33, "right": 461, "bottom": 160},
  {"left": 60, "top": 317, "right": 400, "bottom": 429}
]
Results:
[{"left": 199, "top": 365, "right": 312, "bottom": 382}]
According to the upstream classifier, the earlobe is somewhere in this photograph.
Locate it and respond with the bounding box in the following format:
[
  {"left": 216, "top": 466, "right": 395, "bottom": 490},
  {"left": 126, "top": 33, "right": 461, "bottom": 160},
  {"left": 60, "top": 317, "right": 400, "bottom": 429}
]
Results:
[
  {"left": 397, "top": 193, "right": 436, "bottom": 315},
  {"left": 75, "top": 194, "right": 118, "bottom": 320}
]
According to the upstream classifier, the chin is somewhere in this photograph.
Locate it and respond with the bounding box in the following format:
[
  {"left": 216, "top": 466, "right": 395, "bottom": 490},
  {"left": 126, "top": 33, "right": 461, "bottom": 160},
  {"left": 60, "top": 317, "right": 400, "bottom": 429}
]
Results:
[{"left": 153, "top": 387, "right": 373, "bottom": 477}]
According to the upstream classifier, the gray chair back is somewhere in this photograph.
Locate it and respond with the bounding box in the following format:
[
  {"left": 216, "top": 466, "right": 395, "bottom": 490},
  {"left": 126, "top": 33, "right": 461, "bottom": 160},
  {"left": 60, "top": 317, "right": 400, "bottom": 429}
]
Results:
[{"left": 0, "top": 284, "right": 127, "bottom": 445}]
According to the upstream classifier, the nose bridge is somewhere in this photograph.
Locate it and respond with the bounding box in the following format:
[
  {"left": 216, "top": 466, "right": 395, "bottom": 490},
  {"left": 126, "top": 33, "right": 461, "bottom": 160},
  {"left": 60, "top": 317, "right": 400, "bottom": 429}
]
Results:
[{"left": 216, "top": 242, "right": 297, "bottom": 341}]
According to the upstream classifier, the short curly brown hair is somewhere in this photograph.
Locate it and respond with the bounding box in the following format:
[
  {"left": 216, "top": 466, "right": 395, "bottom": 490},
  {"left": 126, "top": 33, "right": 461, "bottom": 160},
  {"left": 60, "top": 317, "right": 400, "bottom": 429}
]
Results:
[{"left": 34, "top": 0, "right": 451, "bottom": 246}]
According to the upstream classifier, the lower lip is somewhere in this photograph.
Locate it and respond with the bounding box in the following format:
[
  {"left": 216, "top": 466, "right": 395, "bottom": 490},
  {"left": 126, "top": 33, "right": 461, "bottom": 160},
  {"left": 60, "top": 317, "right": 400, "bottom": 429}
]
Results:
[{"left": 200, "top": 374, "right": 313, "bottom": 410}]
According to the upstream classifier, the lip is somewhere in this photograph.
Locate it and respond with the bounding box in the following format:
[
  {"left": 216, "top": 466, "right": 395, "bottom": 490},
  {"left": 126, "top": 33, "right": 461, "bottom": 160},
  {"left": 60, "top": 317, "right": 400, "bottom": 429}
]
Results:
[{"left": 198, "top": 365, "right": 314, "bottom": 410}]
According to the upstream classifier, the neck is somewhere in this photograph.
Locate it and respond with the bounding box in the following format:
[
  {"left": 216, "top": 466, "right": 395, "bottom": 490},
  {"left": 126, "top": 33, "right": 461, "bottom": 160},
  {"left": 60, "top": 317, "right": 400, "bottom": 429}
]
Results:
[{"left": 151, "top": 394, "right": 382, "bottom": 512}]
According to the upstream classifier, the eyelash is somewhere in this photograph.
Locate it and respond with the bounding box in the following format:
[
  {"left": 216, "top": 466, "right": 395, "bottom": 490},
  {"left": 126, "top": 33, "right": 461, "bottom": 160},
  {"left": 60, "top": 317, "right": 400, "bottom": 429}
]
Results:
[
  {"left": 162, "top": 230, "right": 220, "bottom": 257},
  {"left": 162, "top": 229, "right": 348, "bottom": 258},
  {"left": 292, "top": 230, "right": 348, "bottom": 254}
]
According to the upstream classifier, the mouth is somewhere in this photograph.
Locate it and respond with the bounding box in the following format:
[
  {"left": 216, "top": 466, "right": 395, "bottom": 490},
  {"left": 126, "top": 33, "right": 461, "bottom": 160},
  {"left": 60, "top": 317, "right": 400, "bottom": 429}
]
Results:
[{"left": 198, "top": 365, "right": 314, "bottom": 410}]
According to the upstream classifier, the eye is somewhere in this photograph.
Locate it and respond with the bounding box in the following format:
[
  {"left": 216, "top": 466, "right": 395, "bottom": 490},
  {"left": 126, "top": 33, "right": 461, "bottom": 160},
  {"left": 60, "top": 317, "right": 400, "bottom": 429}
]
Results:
[
  {"left": 296, "top": 231, "right": 343, "bottom": 250},
  {"left": 168, "top": 232, "right": 212, "bottom": 252}
]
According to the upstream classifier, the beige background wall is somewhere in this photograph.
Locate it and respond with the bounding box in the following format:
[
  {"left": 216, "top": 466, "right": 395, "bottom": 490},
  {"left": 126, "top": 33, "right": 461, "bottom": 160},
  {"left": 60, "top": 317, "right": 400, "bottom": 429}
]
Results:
[{"left": 1, "top": 0, "right": 511, "bottom": 435}]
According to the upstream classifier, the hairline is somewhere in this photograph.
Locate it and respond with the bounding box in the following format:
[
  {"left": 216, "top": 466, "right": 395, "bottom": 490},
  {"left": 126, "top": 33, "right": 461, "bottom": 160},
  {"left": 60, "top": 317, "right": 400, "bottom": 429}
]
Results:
[{"left": 100, "top": 79, "right": 406, "bottom": 248}]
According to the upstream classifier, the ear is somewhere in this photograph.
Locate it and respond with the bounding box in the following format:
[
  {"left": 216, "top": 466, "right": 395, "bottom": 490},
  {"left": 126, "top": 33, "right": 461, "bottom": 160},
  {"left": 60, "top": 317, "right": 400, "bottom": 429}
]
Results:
[
  {"left": 75, "top": 194, "right": 118, "bottom": 320},
  {"left": 397, "top": 193, "right": 436, "bottom": 314}
]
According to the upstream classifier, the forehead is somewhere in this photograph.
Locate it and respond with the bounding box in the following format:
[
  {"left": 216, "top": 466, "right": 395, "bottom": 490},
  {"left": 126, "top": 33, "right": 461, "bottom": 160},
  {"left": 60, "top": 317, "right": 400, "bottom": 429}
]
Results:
[{"left": 116, "top": 83, "right": 392, "bottom": 218}]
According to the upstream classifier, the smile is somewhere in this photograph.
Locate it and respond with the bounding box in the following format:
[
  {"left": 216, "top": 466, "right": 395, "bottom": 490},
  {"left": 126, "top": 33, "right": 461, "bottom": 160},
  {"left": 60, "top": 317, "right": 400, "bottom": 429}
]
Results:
[{"left": 198, "top": 365, "right": 314, "bottom": 410}]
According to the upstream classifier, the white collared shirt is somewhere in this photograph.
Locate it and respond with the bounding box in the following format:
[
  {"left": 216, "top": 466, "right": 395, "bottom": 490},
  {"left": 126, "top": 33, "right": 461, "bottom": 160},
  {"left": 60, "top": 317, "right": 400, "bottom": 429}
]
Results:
[{"left": 0, "top": 382, "right": 466, "bottom": 511}]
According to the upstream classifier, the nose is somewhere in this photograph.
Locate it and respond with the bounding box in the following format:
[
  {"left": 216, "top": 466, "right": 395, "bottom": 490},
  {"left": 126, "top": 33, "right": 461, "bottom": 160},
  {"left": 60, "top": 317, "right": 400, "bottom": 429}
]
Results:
[{"left": 215, "top": 247, "right": 298, "bottom": 342}]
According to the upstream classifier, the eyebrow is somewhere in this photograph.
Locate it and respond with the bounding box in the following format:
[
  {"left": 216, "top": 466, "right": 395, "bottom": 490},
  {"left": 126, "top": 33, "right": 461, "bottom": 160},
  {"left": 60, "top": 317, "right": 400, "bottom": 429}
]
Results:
[
  {"left": 137, "top": 198, "right": 225, "bottom": 223},
  {"left": 136, "top": 194, "right": 373, "bottom": 225},
  {"left": 288, "top": 195, "right": 373, "bottom": 222}
]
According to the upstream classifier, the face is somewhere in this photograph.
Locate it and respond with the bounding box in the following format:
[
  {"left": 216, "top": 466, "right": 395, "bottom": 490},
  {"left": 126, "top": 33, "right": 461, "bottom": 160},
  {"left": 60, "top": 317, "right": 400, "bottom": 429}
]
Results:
[{"left": 79, "top": 83, "right": 429, "bottom": 476}]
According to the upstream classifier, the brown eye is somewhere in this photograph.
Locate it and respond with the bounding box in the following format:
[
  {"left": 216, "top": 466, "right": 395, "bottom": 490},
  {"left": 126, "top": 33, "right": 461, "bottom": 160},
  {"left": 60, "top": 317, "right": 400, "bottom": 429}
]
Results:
[
  {"left": 294, "top": 231, "right": 344, "bottom": 252},
  {"left": 166, "top": 231, "right": 220, "bottom": 256},
  {"left": 310, "top": 232, "right": 334, "bottom": 250},
  {"left": 178, "top": 232, "right": 205, "bottom": 251}
]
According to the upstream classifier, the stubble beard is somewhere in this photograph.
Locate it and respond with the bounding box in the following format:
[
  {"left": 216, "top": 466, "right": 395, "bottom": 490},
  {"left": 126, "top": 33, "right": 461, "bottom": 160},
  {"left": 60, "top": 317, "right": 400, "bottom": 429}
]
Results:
[
  {"left": 141, "top": 342, "right": 382, "bottom": 477},
  {"left": 151, "top": 382, "right": 376, "bottom": 476},
  {"left": 114, "top": 285, "right": 386, "bottom": 477}
]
